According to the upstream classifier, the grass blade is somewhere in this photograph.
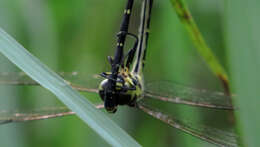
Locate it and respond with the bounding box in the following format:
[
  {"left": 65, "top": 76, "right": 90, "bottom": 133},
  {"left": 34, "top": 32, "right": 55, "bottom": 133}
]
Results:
[
  {"left": 225, "top": 1, "right": 260, "bottom": 146},
  {"left": 169, "top": 0, "right": 230, "bottom": 92},
  {"left": 0, "top": 28, "right": 141, "bottom": 147}
]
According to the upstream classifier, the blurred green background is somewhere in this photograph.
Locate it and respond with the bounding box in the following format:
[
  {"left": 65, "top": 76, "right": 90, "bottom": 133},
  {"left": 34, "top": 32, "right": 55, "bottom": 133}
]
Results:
[{"left": 0, "top": 0, "right": 250, "bottom": 146}]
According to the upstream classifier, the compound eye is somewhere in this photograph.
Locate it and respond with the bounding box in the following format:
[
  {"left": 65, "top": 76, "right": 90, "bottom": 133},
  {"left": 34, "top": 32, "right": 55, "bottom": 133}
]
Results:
[
  {"left": 104, "top": 94, "right": 117, "bottom": 113},
  {"left": 99, "top": 79, "right": 109, "bottom": 89},
  {"left": 98, "top": 79, "right": 109, "bottom": 101}
]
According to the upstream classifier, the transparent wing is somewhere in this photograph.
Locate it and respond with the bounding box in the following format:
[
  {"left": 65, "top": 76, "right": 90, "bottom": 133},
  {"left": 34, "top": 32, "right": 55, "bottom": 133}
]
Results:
[
  {"left": 144, "top": 81, "right": 234, "bottom": 110},
  {"left": 0, "top": 72, "right": 103, "bottom": 124},
  {"left": 0, "top": 72, "right": 101, "bottom": 93},
  {"left": 0, "top": 72, "right": 235, "bottom": 109},
  {"left": 0, "top": 104, "right": 104, "bottom": 124},
  {"left": 137, "top": 101, "right": 239, "bottom": 147}
]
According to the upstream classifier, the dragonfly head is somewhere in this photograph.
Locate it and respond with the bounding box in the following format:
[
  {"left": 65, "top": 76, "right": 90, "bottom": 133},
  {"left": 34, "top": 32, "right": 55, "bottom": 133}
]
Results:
[{"left": 98, "top": 72, "right": 143, "bottom": 113}]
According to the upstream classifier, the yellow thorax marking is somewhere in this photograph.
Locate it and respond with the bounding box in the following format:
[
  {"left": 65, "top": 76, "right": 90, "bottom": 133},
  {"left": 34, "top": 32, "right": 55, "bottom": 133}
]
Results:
[{"left": 119, "top": 67, "right": 135, "bottom": 86}]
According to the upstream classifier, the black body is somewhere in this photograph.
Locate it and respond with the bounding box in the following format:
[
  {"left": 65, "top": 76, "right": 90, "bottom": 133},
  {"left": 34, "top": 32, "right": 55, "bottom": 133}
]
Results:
[
  {"left": 103, "top": 0, "right": 135, "bottom": 112},
  {"left": 99, "top": 0, "right": 153, "bottom": 113}
]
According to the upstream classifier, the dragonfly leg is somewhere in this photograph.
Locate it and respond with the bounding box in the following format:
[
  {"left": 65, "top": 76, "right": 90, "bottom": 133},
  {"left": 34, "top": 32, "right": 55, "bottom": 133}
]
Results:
[{"left": 116, "top": 31, "right": 139, "bottom": 68}]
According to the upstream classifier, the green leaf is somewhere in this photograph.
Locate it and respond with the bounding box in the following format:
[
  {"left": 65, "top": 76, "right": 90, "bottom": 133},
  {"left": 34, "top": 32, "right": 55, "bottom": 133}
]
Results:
[
  {"left": 225, "top": 1, "right": 260, "bottom": 146},
  {"left": 0, "top": 28, "right": 141, "bottom": 147}
]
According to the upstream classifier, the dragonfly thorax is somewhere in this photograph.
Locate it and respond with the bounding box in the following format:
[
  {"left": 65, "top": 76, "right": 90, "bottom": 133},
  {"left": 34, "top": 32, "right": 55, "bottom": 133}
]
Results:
[{"left": 98, "top": 71, "right": 143, "bottom": 113}]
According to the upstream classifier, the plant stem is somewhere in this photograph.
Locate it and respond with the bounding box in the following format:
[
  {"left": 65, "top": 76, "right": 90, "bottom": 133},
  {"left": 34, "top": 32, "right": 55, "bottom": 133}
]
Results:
[{"left": 169, "top": 0, "right": 230, "bottom": 94}]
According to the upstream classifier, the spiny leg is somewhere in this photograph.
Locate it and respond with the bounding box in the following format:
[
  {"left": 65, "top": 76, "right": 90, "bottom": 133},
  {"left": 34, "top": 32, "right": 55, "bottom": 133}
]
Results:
[
  {"left": 122, "top": 33, "right": 139, "bottom": 69},
  {"left": 111, "top": 31, "right": 139, "bottom": 69},
  {"left": 142, "top": 0, "right": 153, "bottom": 69}
]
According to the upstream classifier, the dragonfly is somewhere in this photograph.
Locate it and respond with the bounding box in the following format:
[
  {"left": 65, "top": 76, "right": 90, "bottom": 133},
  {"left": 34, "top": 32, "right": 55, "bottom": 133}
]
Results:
[{"left": 0, "top": 0, "right": 239, "bottom": 146}]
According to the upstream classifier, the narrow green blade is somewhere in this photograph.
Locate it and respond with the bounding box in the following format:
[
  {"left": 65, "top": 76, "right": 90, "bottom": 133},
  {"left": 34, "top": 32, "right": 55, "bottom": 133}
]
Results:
[
  {"left": 225, "top": 1, "right": 260, "bottom": 146},
  {"left": 0, "top": 28, "right": 141, "bottom": 147},
  {"left": 169, "top": 0, "right": 230, "bottom": 91}
]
